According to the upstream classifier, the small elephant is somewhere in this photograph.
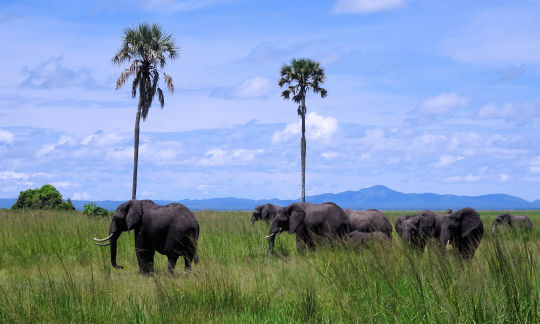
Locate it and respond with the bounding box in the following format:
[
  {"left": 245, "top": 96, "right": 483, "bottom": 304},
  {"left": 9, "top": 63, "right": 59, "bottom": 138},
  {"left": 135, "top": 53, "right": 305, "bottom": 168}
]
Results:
[
  {"left": 93, "top": 199, "right": 199, "bottom": 274},
  {"left": 251, "top": 203, "right": 281, "bottom": 224},
  {"left": 349, "top": 230, "right": 388, "bottom": 246},
  {"left": 492, "top": 213, "right": 533, "bottom": 230},
  {"left": 394, "top": 210, "right": 440, "bottom": 251},
  {"left": 252, "top": 202, "right": 350, "bottom": 254},
  {"left": 395, "top": 207, "right": 484, "bottom": 258},
  {"left": 345, "top": 208, "right": 392, "bottom": 239}
]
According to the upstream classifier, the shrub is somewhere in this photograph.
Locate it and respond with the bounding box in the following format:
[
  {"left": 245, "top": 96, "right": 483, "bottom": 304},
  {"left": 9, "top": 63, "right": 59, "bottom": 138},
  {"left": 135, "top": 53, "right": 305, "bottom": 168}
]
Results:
[
  {"left": 82, "top": 202, "right": 111, "bottom": 217},
  {"left": 11, "top": 184, "right": 76, "bottom": 210}
]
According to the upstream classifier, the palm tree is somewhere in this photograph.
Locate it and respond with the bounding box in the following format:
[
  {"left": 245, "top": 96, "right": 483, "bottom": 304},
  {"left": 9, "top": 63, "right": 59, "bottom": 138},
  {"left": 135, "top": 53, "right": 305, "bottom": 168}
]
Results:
[
  {"left": 278, "top": 58, "right": 327, "bottom": 202},
  {"left": 112, "top": 23, "right": 178, "bottom": 199}
]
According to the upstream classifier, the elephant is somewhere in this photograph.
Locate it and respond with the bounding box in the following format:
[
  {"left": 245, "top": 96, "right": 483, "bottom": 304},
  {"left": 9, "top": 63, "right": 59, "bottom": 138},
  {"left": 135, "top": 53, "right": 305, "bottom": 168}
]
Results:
[
  {"left": 345, "top": 208, "right": 393, "bottom": 239},
  {"left": 252, "top": 202, "right": 350, "bottom": 254},
  {"left": 349, "top": 230, "right": 388, "bottom": 246},
  {"left": 492, "top": 213, "right": 533, "bottom": 230},
  {"left": 93, "top": 199, "right": 199, "bottom": 274},
  {"left": 394, "top": 210, "right": 440, "bottom": 252},
  {"left": 250, "top": 203, "right": 281, "bottom": 224},
  {"left": 395, "top": 207, "right": 484, "bottom": 258}
]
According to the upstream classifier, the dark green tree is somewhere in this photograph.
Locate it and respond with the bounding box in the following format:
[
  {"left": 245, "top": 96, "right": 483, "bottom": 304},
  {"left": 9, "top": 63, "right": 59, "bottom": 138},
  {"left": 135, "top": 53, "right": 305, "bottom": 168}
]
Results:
[
  {"left": 112, "top": 23, "right": 178, "bottom": 199},
  {"left": 11, "top": 184, "right": 75, "bottom": 210},
  {"left": 278, "top": 58, "right": 327, "bottom": 202}
]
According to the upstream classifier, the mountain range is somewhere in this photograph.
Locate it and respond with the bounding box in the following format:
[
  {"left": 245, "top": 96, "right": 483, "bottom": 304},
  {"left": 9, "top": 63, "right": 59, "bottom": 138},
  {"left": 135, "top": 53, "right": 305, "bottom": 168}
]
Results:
[{"left": 1, "top": 185, "right": 539, "bottom": 211}]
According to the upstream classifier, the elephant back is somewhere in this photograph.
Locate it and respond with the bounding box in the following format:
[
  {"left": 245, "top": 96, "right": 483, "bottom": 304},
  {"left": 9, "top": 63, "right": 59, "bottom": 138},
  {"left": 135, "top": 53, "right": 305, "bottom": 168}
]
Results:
[
  {"left": 301, "top": 202, "right": 350, "bottom": 237},
  {"left": 347, "top": 209, "right": 392, "bottom": 238}
]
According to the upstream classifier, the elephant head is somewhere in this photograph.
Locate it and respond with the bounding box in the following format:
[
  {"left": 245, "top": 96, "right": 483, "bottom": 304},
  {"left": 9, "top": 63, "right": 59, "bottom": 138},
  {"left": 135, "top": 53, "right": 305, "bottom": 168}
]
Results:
[
  {"left": 395, "top": 211, "right": 437, "bottom": 251},
  {"left": 93, "top": 199, "right": 144, "bottom": 269},
  {"left": 439, "top": 207, "right": 484, "bottom": 258},
  {"left": 250, "top": 204, "right": 274, "bottom": 224},
  {"left": 492, "top": 213, "right": 512, "bottom": 227},
  {"left": 264, "top": 204, "right": 306, "bottom": 250}
]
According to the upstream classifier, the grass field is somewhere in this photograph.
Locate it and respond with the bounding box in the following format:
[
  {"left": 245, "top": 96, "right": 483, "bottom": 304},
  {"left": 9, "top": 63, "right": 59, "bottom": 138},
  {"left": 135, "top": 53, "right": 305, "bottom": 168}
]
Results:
[{"left": 0, "top": 209, "right": 538, "bottom": 323}]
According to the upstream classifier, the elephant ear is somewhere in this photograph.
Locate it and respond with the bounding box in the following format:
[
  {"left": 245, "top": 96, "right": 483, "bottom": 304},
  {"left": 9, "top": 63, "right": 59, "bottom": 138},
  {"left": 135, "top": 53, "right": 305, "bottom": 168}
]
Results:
[
  {"left": 394, "top": 216, "right": 404, "bottom": 235},
  {"left": 126, "top": 200, "right": 143, "bottom": 230},
  {"left": 501, "top": 213, "right": 512, "bottom": 225},
  {"left": 416, "top": 212, "right": 436, "bottom": 237},
  {"left": 261, "top": 204, "right": 271, "bottom": 222},
  {"left": 288, "top": 205, "right": 306, "bottom": 234},
  {"left": 452, "top": 207, "right": 483, "bottom": 238}
]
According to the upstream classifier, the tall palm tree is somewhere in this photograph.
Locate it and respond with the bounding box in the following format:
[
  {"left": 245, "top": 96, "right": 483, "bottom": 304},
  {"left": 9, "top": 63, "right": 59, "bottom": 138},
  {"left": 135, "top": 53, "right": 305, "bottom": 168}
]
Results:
[
  {"left": 112, "top": 23, "right": 178, "bottom": 199},
  {"left": 278, "top": 58, "right": 327, "bottom": 202}
]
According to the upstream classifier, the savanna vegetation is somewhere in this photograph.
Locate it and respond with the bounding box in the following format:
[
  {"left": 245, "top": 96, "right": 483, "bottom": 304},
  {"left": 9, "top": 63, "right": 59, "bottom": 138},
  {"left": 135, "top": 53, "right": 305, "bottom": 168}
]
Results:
[
  {"left": 0, "top": 209, "right": 537, "bottom": 323},
  {"left": 10, "top": 184, "right": 75, "bottom": 211}
]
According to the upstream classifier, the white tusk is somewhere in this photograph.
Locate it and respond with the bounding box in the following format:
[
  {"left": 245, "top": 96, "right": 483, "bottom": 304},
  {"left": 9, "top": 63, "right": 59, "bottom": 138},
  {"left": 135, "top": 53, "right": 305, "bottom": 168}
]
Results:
[
  {"left": 94, "top": 242, "right": 111, "bottom": 246},
  {"left": 93, "top": 233, "right": 113, "bottom": 242},
  {"left": 264, "top": 233, "right": 276, "bottom": 239}
]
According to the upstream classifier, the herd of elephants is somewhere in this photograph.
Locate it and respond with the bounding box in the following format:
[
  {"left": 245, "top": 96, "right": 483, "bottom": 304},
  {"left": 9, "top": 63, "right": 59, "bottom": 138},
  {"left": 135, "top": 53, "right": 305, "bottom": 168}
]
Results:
[{"left": 92, "top": 199, "right": 534, "bottom": 275}]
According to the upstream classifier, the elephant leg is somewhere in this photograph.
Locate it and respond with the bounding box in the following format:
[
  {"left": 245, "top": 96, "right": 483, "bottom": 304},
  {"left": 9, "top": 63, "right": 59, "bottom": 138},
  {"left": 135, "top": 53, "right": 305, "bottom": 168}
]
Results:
[
  {"left": 167, "top": 255, "right": 179, "bottom": 274},
  {"left": 136, "top": 248, "right": 155, "bottom": 274},
  {"left": 180, "top": 248, "right": 196, "bottom": 272},
  {"left": 267, "top": 235, "right": 275, "bottom": 255}
]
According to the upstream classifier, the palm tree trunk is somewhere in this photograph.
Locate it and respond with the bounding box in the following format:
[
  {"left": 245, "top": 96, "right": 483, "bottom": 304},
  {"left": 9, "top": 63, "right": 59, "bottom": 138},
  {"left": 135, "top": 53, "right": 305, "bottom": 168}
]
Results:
[
  {"left": 301, "top": 98, "right": 306, "bottom": 203},
  {"left": 132, "top": 103, "right": 142, "bottom": 200}
]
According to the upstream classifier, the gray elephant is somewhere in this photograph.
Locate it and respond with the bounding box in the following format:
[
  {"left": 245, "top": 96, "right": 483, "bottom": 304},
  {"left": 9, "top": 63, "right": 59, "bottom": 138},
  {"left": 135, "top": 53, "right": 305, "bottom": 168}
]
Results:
[
  {"left": 395, "top": 207, "right": 484, "bottom": 258},
  {"left": 250, "top": 203, "right": 281, "bottom": 224},
  {"left": 251, "top": 202, "right": 350, "bottom": 254},
  {"left": 93, "top": 199, "right": 199, "bottom": 274},
  {"left": 345, "top": 208, "right": 393, "bottom": 239},
  {"left": 349, "top": 230, "right": 388, "bottom": 247},
  {"left": 492, "top": 213, "right": 533, "bottom": 229}
]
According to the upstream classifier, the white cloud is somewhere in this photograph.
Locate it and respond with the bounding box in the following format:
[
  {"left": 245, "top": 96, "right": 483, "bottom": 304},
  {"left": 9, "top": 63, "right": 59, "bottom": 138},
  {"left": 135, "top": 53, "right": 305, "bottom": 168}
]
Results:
[
  {"left": 234, "top": 76, "right": 272, "bottom": 98},
  {"left": 499, "top": 174, "right": 510, "bottom": 183},
  {"left": 321, "top": 152, "right": 339, "bottom": 160},
  {"left": 442, "top": 174, "right": 481, "bottom": 183},
  {"left": 0, "top": 171, "right": 29, "bottom": 180},
  {"left": 434, "top": 155, "right": 465, "bottom": 167},
  {"left": 0, "top": 129, "right": 15, "bottom": 144},
  {"left": 418, "top": 93, "right": 469, "bottom": 115},
  {"left": 36, "top": 134, "right": 77, "bottom": 157},
  {"left": 476, "top": 102, "right": 540, "bottom": 123},
  {"left": 200, "top": 148, "right": 264, "bottom": 166},
  {"left": 82, "top": 131, "right": 128, "bottom": 146},
  {"left": 72, "top": 192, "right": 90, "bottom": 200},
  {"left": 36, "top": 144, "right": 56, "bottom": 157},
  {"left": 272, "top": 112, "right": 338, "bottom": 144},
  {"left": 332, "top": 0, "right": 409, "bottom": 14},
  {"left": 21, "top": 56, "right": 96, "bottom": 89},
  {"left": 529, "top": 157, "right": 540, "bottom": 174},
  {"left": 51, "top": 181, "right": 72, "bottom": 189}
]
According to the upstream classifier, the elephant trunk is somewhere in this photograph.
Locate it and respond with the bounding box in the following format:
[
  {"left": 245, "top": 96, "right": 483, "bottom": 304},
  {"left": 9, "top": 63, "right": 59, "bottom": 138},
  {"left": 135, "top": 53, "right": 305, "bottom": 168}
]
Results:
[{"left": 109, "top": 233, "right": 124, "bottom": 269}]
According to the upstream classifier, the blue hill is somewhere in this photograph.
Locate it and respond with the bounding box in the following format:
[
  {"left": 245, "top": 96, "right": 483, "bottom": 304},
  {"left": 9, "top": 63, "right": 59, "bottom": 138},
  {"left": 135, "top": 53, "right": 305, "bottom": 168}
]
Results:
[{"left": 0, "top": 185, "right": 538, "bottom": 211}]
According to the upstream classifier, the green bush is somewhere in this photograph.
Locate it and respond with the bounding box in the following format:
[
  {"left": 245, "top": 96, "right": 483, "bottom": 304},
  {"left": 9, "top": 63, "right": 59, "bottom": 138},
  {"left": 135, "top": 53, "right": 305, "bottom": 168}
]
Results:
[
  {"left": 82, "top": 202, "right": 111, "bottom": 217},
  {"left": 11, "top": 184, "right": 75, "bottom": 210}
]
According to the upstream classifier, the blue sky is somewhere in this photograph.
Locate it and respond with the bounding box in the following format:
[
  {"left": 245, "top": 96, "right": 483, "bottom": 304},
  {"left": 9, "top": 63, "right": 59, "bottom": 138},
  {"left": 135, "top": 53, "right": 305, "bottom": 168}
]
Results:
[{"left": 1, "top": 0, "right": 539, "bottom": 201}]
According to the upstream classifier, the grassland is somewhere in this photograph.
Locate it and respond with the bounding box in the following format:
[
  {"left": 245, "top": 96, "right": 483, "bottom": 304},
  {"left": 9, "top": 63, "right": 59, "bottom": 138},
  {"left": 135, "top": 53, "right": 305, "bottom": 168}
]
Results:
[{"left": 0, "top": 209, "right": 538, "bottom": 323}]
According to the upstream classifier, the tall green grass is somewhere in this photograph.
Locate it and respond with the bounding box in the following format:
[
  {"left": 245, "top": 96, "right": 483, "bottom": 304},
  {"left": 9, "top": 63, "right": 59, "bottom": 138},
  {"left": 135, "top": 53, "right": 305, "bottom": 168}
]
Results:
[{"left": 0, "top": 209, "right": 538, "bottom": 323}]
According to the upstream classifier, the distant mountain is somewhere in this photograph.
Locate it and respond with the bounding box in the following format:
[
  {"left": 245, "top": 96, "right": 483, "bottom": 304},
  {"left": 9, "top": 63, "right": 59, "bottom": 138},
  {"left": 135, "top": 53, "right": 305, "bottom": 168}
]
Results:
[
  {"left": 1, "top": 186, "right": 538, "bottom": 211},
  {"left": 0, "top": 198, "right": 16, "bottom": 209}
]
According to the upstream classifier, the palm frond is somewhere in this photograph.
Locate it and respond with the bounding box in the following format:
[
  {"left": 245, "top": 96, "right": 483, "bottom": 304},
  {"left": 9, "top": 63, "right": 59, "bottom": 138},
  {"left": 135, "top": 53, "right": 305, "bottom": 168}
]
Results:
[
  {"left": 113, "top": 22, "right": 178, "bottom": 117},
  {"left": 116, "top": 68, "right": 132, "bottom": 89},
  {"left": 164, "top": 73, "right": 174, "bottom": 93},
  {"left": 157, "top": 88, "right": 164, "bottom": 108}
]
